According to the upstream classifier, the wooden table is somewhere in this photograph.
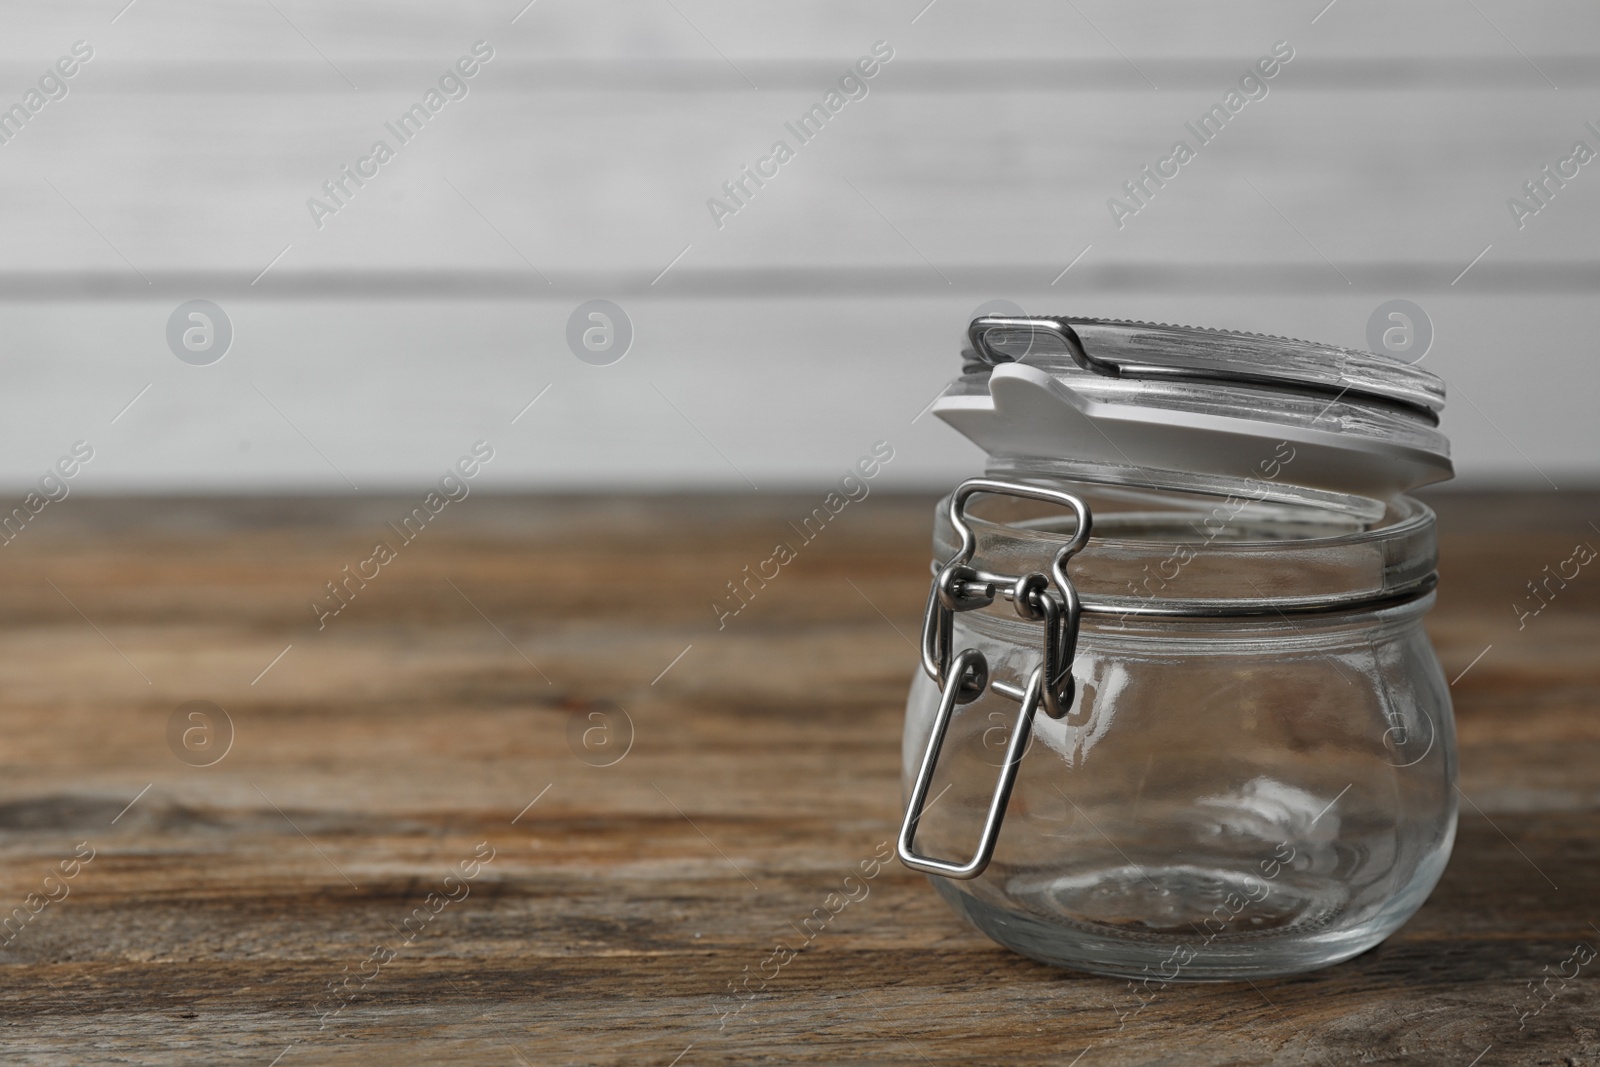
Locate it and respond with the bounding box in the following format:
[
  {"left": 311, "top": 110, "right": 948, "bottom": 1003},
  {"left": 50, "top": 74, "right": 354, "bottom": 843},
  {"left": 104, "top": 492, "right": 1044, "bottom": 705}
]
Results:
[{"left": 1, "top": 491, "right": 1595, "bottom": 1066}]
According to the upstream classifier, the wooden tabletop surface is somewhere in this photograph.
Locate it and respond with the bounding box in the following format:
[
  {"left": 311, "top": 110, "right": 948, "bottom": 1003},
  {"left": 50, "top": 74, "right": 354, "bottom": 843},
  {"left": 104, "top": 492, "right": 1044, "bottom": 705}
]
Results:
[{"left": 0, "top": 490, "right": 1595, "bottom": 1066}]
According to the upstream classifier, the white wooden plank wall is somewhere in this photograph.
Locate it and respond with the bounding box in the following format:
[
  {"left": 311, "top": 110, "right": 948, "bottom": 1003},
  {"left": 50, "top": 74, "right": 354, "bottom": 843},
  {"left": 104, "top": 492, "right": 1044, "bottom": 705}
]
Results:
[{"left": 0, "top": 0, "right": 1594, "bottom": 491}]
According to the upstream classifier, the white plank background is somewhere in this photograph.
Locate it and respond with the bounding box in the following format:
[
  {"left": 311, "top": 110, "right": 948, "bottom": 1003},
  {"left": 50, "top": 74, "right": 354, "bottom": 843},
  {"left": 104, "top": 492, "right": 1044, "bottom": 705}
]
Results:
[{"left": 0, "top": 0, "right": 1595, "bottom": 491}]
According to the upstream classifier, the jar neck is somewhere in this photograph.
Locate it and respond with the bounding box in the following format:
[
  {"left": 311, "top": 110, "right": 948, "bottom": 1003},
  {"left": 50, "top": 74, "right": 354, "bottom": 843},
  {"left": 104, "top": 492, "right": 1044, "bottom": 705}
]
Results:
[
  {"left": 932, "top": 475, "right": 1437, "bottom": 621},
  {"left": 988, "top": 456, "right": 1387, "bottom": 524}
]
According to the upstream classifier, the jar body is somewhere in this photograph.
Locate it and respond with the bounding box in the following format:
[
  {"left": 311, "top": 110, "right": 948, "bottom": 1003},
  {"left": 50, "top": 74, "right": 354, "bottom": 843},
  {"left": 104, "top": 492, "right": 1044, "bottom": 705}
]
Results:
[{"left": 902, "top": 598, "right": 1456, "bottom": 981}]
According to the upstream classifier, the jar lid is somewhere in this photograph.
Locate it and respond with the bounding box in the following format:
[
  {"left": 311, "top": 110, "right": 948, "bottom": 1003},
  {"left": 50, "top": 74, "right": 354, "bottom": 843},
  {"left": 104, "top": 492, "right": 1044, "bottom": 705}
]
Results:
[{"left": 935, "top": 317, "right": 1452, "bottom": 512}]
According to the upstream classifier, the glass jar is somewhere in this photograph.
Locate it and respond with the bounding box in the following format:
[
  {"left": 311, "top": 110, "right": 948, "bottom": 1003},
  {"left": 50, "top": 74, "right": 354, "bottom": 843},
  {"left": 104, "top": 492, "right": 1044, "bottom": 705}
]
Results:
[{"left": 898, "top": 317, "right": 1457, "bottom": 982}]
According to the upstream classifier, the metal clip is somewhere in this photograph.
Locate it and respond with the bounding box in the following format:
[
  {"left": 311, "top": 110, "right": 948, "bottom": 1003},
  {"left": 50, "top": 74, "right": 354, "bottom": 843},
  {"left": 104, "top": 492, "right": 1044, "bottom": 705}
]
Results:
[
  {"left": 900, "top": 478, "right": 1091, "bottom": 879},
  {"left": 899, "top": 649, "right": 1043, "bottom": 880},
  {"left": 968, "top": 316, "right": 1112, "bottom": 378}
]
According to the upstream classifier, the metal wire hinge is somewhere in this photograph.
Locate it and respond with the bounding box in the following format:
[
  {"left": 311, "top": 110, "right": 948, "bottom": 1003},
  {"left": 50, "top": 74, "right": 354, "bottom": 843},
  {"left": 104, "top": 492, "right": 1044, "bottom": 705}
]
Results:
[{"left": 898, "top": 478, "right": 1092, "bottom": 880}]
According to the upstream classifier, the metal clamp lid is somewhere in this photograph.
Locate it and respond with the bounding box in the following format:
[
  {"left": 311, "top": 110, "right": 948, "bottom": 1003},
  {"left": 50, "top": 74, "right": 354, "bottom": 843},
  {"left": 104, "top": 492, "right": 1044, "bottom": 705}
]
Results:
[
  {"left": 937, "top": 316, "right": 1454, "bottom": 506},
  {"left": 966, "top": 316, "right": 1444, "bottom": 422}
]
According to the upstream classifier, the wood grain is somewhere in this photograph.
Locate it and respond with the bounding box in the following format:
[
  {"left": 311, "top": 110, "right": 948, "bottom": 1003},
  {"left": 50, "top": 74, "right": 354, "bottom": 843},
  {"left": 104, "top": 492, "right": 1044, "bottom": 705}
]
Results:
[{"left": 0, "top": 489, "right": 1594, "bottom": 1065}]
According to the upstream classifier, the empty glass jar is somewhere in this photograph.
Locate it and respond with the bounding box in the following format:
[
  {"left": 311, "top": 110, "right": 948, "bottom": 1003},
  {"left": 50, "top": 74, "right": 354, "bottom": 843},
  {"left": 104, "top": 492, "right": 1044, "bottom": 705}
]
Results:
[{"left": 898, "top": 317, "right": 1457, "bottom": 981}]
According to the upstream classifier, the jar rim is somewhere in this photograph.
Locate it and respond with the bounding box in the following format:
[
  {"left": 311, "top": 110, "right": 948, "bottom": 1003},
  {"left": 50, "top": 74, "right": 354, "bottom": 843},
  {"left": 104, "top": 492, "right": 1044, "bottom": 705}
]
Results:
[
  {"left": 932, "top": 482, "right": 1437, "bottom": 618},
  {"left": 955, "top": 587, "right": 1436, "bottom": 646}
]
